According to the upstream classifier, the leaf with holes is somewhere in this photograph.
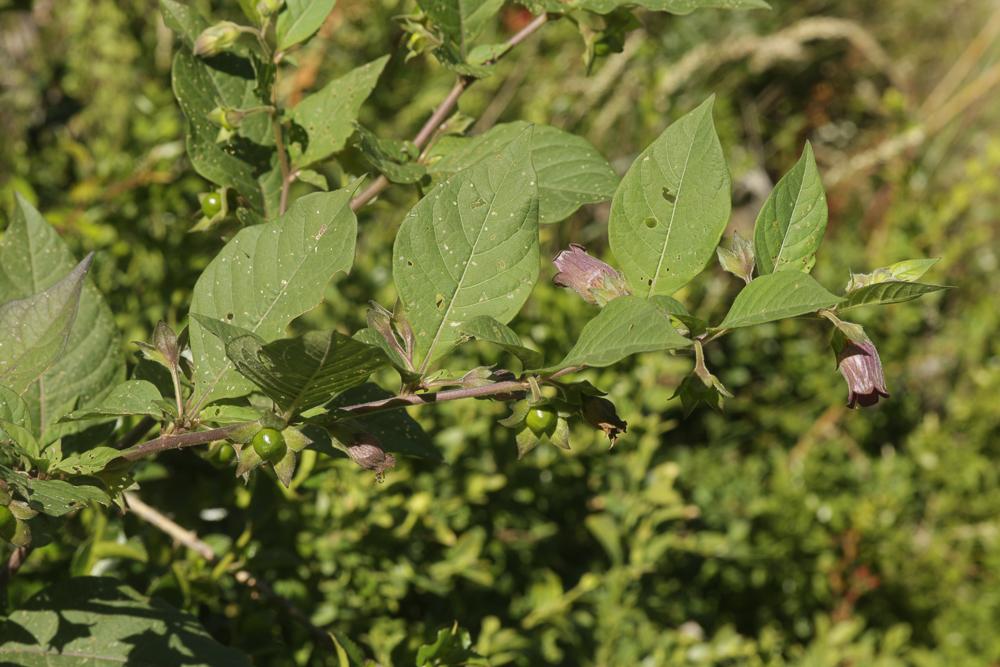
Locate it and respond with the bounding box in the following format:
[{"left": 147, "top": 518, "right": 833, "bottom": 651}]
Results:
[
  {"left": 753, "top": 142, "right": 827, "bottom": 274},
  {"left": 535, "top": 296, "right": 690, "bottom": 373},
  {"left": 429, "top": 122, "right": 618, "bottom": 224},
  {"left": 290, "top": 56, "right": 388, "bottom": 168},
  {"left": 609, "top": 96, "right": 731, "bottom": 296},
  {"left": 393, "top": 127, "right": 539, "bottom": 370},
  {"left": 718, "top": 272, "right": 842, "bottom": 329},
  {"left": 188, "top": 190, "right": 357, "bottom": 408}
]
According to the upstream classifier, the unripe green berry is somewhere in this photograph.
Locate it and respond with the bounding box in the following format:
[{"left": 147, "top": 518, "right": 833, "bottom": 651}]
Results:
[
  {"left": 525, "top": 407, "right": 558, "bottom": 436},
  {"left": 200, "top": 192, "right": 223, "bottom": 217},
  {"left": 252, "top": 428, "right": 286, "bottom": 464}
]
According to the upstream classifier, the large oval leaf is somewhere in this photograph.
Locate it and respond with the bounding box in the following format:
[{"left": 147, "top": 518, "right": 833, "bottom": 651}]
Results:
[
  {"left": 753, "top": 141, "right": 827, "bottom": 274},
  {"left": 609, "top": 96, "right": 731, "bottom": 296},
  {"left": 0, "top": 577, "right": 252, "bottom": 666},
  {"left": 189, "top": 189, "right": 357, "bottom": 407},
  {"left": 0, "top": 196, "right": 123, "bottom": 438},
  {"left": 718, "top": 272, "right": 842, "bottom": 329},
  {"left": 393, "top": 127, "right": 539, "bottom": 370}
]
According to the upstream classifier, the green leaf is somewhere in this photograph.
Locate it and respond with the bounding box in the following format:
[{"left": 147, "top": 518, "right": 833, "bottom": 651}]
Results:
[
  {"left": 352, "top": 124, "right": 426, "bottom": 184},
  {"left": 276, "top": 0, "right": 336, "bottom": 51},
  {"left": 428, "top": 122, "right": 618, "bottom": 224},
  {"left": 717, "top": 272, "right": 842, "bottom": 329},
  {"left": 290, "top": 56, "right": 389, "bottom": 168},
  {"left": 0, "top": 467, "right": 110, "bottom": 517},
  {"left": 0, "top": 197, "right": 124, "bottom": 437},
  {"left": 459, "top": 316, "right": 544, "bottom": 369},
  {"left": 525, "top": 0, "right": 769, "bottom": 14},
  {"left": 536, "top": 296, "right": 690, "bottom": 372},
  {"left": 159, "top": 0, "right": 209, "bottom": 48},
  {"left": 844, "top": 257, "right": 941, "bottom": 292},
  {"left": 0, "top": 385, "right": 32, "bottom": 431},
  {"left": 417, "top": 0, "right": 505, "bottom": 73},
  {"left": 189, "top": 190, "right": 357, "bottom": 407},
  {"left": 839, "top": 281, "right": 949, "bottom": 311},
  {"left": 324, "top": 385, "right": 442, "bottom": 460},
  {"left": 198, "top": 319, "right": 387, "bottom": 415},
  {"left": 753, "top": 142, "right": 827, "bottom": 274},
  {"left": 0, "top": 255, "right": 90, "bottom": 395},
  {"left": 0, "top": 420, "right": 41, "bottom": 462},
  {"left": 416, "top": 623, "right": 487, "bottom": 667},
  {"left": 0, "top": 577, "right": 253, "bottom": 666},
  {"left": 393, "top": 127, "right": 539, "bottom": 370},
  {"left": 171, "top": 50, "right": 273, "bottom": 214},
  {"left": 609, "top": 96, "right": 732, "bottom": 296},
  {"left": 61, "top": 380, "right": 164, "bottom": 422},
  {"left": 50, "top": 447, "right": 123, "bottom": 475}
]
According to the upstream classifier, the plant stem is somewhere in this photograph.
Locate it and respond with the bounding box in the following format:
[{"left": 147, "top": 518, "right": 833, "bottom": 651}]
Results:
[
  {"left": 273, "top": 117, "right": 293, "bottom": 215},
  {"left": 125, "top": 493, "right": 334, "bottom": 651},
  {"left": 349, "top": 12, "right": 549, "bottom": 211},
  {"left": 0, "top": 546, "right": 32, "bottom": 607},
  {"left": 120, "top": 424, "right": 246, "bottom": 461}
]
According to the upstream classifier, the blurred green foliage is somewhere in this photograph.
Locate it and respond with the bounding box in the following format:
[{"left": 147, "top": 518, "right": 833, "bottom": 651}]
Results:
[{"left": 2, "top": 0, "right": 999, "bottom": 664}]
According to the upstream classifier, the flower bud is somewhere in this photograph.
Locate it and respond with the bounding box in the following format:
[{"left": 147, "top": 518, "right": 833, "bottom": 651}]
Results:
[
  {"left": 581, "top": 395, "right": 627, "bottom": 444},
  {"left": 552, "top": 244, "right": 630, "bottom": 306},
  {"left": 836, "top": 339, "right": 890, "bottom": 408},
  {"left": 346, "top": 434, "right": 397, "bottom": 482},
  {"left": 256, "top": 0, "right": 284, "bottom": 18},
  {"left": 194, "top": 21, "right": 243, "bottom": 57}
]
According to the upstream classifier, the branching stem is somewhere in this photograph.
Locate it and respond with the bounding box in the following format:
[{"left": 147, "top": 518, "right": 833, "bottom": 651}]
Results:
[{"left": 349, "top": 12, "right": 549, "bottom": 211}]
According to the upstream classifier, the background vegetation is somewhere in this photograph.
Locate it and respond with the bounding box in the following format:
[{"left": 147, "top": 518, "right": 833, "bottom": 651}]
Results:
[{"left": 1, "top": 0, "right": 998, "bottom": 664}]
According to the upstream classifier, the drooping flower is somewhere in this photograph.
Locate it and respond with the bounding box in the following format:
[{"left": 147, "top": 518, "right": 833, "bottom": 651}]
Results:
[
  {"left": 552, "top": 244, "right": 630, "bottom": 306},
  {"left": 346, "top": 435, "right": 397, "bottom": 482},
  {"left": 194, "top": 22, "right": 243, "bottom": 57},
  {"left": 581, "top": 395, "right": 627, "bottom": 444},
  {"left": 837, "top": 339, "right": 890, "bottom": 408}
]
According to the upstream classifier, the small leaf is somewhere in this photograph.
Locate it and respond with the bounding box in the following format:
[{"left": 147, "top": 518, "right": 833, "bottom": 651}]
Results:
[
  {"left": 290, "top": 56, "right": 389, "bottom": 168},
  {"left": 844, "top": 258, "right": 941, "bottom": 292},
  {"left": 753, "top": 142, "right": 827, "bottom": 275},
  {"left": 839, "top": 281, "right": 949, "bottom": 311},
  {"left": 50, "top": 447, "right": 123, "bottom": 476},
  {"left": 0, "top": 255, "right": 92, "bottom": 395},
  {"left": 276, "top": 0, "right": 336, "bottom": 51},
  {"left": 0, "top": 386, "right": 32, "bottom": 431},
  {"left": 0, "top": 468, "right": 110, "bottom": 517},
  {"left": 417, "top": 0, "right": 505, "bottom": 74},
  {"left": 171, "top": 51, "right": 273, "bottom": 214},
  {"left": 352, "top": 124, "right": 426, "bottom": 184},
  {"left": 718, "top": 272, "right": 843, "bottom": 329},
  {"left": 189, "top": 189, "right": 357, "bottom": 408},
  {"left": 609, "top": 96, "right": 732, "bottom": 296},
  {"left": 536, "top": 296, "right": 691, "bottom": 373},
  {"left": 0, "top": 577, "right": 253, "bottom": 665},
  {"left": 459, "top": 316, "right": 543, "bottom": 369},
  {"left": 428, "top": 122, "right": 618, "bottom": 224},
  {"left": 394, "top": 127, "right": 539, "bottom": 370},
  {"left": 61, "top": 380, "right": 164, "bottom": 422}
]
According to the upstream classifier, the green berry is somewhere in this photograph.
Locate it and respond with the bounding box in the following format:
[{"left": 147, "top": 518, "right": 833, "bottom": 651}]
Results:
[
  {"left": 213, "top": 443, "right": 235, "bottom": 466},
  {"left": 525, "top": 407, "right": 558, "bottom": 436},
  {"left": 200, "top": 192, "right": 223, "bottom": 217},
  {"left": 0, "top": 505, "right": 15, "bottom": 542},
  {"left": 252, "top": 428, "right": 286, "bottom": 464}
]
